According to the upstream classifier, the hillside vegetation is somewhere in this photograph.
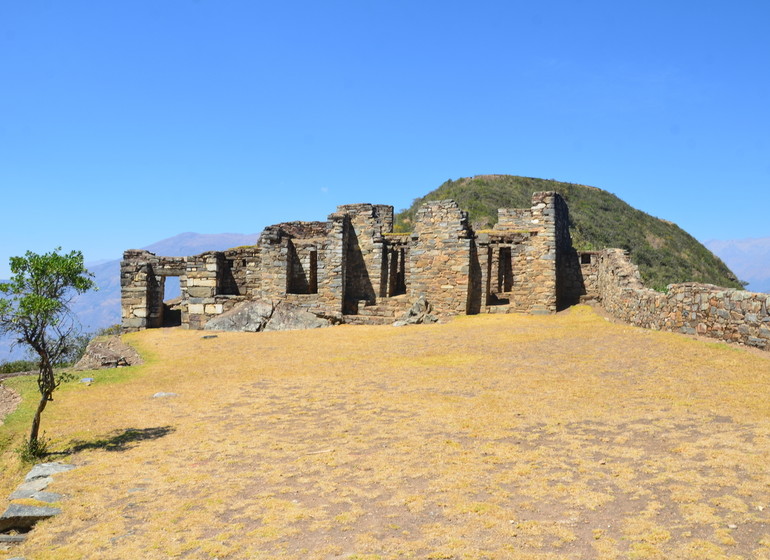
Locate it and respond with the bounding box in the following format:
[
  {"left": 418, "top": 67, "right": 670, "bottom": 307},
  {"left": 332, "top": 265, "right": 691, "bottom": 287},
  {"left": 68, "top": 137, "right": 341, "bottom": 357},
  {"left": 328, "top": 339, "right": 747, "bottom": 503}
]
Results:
[
  {"left": 1, "top": 309, "right": 770, "bottom": 559},
  {"left": 395, "top": 175, "right": 741, "bottom": 290}
]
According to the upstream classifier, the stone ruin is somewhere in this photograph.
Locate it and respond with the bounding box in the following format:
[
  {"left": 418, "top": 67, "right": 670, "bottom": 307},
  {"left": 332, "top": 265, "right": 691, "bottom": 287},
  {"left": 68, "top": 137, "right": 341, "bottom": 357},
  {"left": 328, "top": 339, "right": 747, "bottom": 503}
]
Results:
[
  {"left": 120, "top": 191, "right": 770, "bottom": 350},
  {"left": 121, "top": 192, "right": 594, "bottom": 331}
]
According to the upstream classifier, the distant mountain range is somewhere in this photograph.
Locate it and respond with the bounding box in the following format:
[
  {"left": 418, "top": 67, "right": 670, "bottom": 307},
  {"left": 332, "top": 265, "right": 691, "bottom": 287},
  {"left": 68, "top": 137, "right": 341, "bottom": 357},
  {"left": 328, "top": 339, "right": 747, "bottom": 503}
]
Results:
[{"left": 704, "top": 237, "right": 770, "bottom": 294}]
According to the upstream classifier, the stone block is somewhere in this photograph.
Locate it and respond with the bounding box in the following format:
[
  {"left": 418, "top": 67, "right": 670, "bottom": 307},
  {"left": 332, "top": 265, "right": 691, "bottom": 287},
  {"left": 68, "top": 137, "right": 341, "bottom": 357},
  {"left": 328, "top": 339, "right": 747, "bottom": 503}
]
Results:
[
  {"left": 188, "top": 303, "right": 205, "bottom": 314},
  {"left": 187, "top": 287, "right": 214, "bottom": 298},
  {"left": 0, "top": 503, "right": 62, "bottom": 532},
  {"left": 205, "top": 304, "right": 224, "bottom": 314},
  {"left": 188, "top": 278, "right": 217, "bottom": 288}
]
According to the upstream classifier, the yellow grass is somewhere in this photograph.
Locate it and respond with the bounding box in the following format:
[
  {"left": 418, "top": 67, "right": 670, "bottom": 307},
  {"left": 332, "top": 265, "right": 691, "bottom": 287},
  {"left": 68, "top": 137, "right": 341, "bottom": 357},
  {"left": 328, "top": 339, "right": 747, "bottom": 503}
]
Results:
[{"left": 1, "top": 305, "right": 769, "bottom": 559}]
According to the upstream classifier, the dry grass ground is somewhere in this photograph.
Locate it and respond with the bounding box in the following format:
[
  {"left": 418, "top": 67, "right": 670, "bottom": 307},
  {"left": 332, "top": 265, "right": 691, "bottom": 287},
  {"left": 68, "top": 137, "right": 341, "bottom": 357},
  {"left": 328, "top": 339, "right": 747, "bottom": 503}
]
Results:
[{"left": 1, "top": 305, "right": 770, "bottom": 559}]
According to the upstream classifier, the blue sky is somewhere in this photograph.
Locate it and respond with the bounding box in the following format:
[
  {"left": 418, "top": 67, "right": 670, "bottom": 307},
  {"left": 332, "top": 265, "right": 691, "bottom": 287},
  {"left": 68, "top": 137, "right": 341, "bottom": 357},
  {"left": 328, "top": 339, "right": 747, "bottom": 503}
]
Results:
[{"left": 1, "top": 1, "right": 769, "bottom": 278}]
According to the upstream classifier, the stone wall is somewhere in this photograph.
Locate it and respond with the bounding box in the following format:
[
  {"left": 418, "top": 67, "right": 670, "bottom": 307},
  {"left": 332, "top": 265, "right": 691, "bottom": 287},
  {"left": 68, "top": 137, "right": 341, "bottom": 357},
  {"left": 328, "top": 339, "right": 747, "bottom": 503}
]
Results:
[
  {"left": 408, "top": 200, "right": 475, "bottom": 315},
  {"left": 496, "top": 208, "right": 531, "bottom": 230},
  {"left": 120, "top": 251, "right": 188, "bottom": 332},
  {"left": 316, "top": 211, "right": 347, "bottom": 315},
  {"left": 122, "top": 191, "right": 579, "bottom": 331},
  {"left": 596, "top": 249, "right": 770, "bottom": 351},
  {"left": 222, "top": 247, "right": 262, "bottom": 297},
  {"left": 339, "top": 204, "right": 393, "bottom": 312}
]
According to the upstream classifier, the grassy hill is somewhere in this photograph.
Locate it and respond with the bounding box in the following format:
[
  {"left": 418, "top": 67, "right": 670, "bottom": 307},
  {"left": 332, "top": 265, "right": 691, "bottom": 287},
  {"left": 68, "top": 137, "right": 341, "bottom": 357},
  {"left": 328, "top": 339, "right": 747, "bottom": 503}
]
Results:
[
  {"left": 395, "top": 175, "right": 742, "bottom": 290},
  {"left": 2, "top": 309, "right": 770, "bottom": 558}
]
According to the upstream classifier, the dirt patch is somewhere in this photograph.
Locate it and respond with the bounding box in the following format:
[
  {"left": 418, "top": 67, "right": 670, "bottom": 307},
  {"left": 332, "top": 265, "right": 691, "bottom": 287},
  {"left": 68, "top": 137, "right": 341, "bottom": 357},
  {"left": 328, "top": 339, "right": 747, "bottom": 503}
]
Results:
[{"left": 0, "top": 384, "right": 21, "bottom": 425}]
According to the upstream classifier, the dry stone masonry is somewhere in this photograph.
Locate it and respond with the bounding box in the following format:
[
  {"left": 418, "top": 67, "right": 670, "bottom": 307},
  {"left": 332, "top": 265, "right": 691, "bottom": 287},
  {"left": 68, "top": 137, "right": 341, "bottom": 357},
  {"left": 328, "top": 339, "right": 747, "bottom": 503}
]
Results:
[
  {"left": 121, "top": 192, "right": 573, "bottom": 330},
  {"left": 593, "top": 249, "right": 770, "bottom": 350},
  {"left": 120, "top": 192, "right": 769, "bottom": 351}
]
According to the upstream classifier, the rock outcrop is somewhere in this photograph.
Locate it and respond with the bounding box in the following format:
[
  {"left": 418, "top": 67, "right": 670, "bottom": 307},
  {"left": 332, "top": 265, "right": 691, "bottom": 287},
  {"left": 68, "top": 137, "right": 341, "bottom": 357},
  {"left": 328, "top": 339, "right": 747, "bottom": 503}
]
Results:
[
  {"left": 203, "top": 300, "right": 275, "bottom": 332},
  {"left": 204, "top": 300, "right": 334, "bottom": 332},
  {"left": 73, "top": 336, "right": 142, "bottom": 371},
  {"left": 393, "top": 296, "right": 438, "bottom": 327}
]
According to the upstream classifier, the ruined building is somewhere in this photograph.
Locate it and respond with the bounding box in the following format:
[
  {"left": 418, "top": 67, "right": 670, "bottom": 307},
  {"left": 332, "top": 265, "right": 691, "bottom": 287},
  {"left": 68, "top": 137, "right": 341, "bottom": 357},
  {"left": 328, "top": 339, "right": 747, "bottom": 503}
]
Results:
[
  {"left": 121, "top": 192, "right": 598, "bottom": 331},
  {"left": 120, "top": 190, "right": 770, "bottom": 352}
]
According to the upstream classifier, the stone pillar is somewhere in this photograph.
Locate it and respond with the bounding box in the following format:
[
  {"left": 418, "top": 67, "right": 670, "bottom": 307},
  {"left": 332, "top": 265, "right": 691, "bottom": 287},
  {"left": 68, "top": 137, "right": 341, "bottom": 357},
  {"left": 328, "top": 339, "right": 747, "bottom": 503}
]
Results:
[
  {"left": 318, "top": 211, "right": 348, "bottom": 314},
  {"left": 336, "top": 204, "right": 394, "bottom": 309},
  {"left": 184, "top": 253, "right": 220, "bottom": 330},
  {"left": 257, "top": 227, "right": 291, "bottom": 301},
  {"left": 477, "top": 233, "right": 491, "bottom": 312},
  {"left": 408, "top": 200, "right": 475, "bottom": 315},
  {"left": 120, "top": 250, "right": 157, "bottom": 332},
  {"left": 527, "top": 192, "right": 559, "bottom": 313}
]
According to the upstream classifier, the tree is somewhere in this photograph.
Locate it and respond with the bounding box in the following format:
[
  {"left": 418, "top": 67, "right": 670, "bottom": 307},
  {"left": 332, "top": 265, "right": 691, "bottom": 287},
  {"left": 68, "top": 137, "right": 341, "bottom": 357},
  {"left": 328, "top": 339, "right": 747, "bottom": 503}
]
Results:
[{"left": 0, "top": 248, "right": 95, "bottom": 452}]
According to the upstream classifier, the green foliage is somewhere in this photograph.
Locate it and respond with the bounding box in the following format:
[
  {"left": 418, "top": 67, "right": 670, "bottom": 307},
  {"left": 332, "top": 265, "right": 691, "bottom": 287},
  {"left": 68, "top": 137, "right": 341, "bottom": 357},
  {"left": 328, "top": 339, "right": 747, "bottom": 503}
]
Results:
[
  {"left": 0, "top": 359, "right": 37, "bottom": 374},
  {"left": 17, "top": 433, "right": 50, "bottom": 463},
  {"left": 97, "top": 324, "right": 122, "bottom": 336},
  {"left": 395, "top": 175, "right": 742, "bottom": 289},
  {"left": 56, "top": 331, "right": 92, "bottom": 367},
  {"left": 0, "top": 247, "right": 96, "bottom": 445}
]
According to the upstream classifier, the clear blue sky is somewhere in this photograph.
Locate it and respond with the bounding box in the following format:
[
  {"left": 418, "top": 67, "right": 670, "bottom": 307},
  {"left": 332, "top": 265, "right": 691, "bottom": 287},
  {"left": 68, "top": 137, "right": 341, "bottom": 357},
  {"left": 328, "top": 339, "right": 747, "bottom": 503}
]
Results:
[{"left": 2, "top": 1, "right": 769, "bottom": 278}]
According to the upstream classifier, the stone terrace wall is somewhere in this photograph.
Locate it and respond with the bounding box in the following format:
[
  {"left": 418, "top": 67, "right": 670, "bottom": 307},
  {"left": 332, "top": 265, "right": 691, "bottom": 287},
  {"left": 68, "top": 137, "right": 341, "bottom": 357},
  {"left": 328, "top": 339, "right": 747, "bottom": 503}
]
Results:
[{"left": 597, "top": 249, "right": 770, "bottom": 351}]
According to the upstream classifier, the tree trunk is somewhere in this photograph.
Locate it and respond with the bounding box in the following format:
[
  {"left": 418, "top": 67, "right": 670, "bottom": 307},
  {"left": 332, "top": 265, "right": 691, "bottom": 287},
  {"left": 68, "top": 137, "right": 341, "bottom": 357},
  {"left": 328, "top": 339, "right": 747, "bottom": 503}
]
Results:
[
  {"left": 29, "top": 394, "right": 49, "bottom": 444},
  {"left": 29, "top": 349, "right": 56, "bottom": 446}
]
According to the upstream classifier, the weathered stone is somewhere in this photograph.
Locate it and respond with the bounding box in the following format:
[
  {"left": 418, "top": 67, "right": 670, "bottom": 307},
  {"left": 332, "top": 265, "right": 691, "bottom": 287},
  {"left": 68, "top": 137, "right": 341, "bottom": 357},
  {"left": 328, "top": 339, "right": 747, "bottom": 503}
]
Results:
[
  {"left": 25, "top": 462, "right": 76, "bottom": 482},
  {"left": 0, "top": 504, "right": 62, "bottom": 532},
  {"left": 393, "top": 296, "right": 438, "bottom": 327},
  {"left": 204, "top": 301, "right": 274, "bottom": 332},
  {"left": 263, "top": 303, "right": 332, "bottom": 331},
  {"left": 187, "top": 303, "right": 205, "bottom": 314},
  {"left": 74, "top": 335, "right": 142, "bottom": 371},
  {"left": 28, "top": 491, "right": 63, "bottom": 503},
  {"left": 9, "top": 477, "right": 51, "bottom": 500}
]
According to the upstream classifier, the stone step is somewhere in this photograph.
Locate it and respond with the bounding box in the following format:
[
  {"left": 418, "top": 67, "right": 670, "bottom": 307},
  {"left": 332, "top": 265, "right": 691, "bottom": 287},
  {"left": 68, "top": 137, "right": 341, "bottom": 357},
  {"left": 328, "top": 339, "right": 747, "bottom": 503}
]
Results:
[
  {"left": 358, "top": 307, "right": 395, "bottom": 317},
  {"left": 486, "top": 305, "right": 512, "bottom": 314},
  {"left": 342, "top": 315, "right": 394, "bottom": 326}
]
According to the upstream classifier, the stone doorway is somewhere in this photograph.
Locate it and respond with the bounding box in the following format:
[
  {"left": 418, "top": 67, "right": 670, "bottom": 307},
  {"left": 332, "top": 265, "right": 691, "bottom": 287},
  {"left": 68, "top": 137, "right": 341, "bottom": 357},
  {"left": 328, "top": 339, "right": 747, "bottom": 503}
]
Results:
[{"left": 161, "top": 276, "right": 183, "bottom": 327}]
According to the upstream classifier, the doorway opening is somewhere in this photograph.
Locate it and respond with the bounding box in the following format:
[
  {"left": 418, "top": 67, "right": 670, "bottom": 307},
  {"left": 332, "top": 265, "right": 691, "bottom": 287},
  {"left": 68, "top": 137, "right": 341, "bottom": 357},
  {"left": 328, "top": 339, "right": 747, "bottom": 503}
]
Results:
[{"left": 162, "top": 276, "right": 182, "bottom": 327}]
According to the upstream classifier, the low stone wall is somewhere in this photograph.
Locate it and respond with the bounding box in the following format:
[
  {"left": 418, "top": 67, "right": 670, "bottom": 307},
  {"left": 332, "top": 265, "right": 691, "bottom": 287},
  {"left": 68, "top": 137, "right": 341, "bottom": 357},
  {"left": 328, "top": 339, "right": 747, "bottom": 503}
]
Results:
[{"left": 597, "top": 249, "right": 770, "bottom": 350}]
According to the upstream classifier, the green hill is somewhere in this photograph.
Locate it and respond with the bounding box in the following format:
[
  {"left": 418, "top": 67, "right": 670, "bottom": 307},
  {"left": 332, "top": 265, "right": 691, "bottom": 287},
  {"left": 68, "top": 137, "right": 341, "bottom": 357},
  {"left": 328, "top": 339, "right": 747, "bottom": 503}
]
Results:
[{"left": 395, "top": 175, "right": 742, "bottom": 290}]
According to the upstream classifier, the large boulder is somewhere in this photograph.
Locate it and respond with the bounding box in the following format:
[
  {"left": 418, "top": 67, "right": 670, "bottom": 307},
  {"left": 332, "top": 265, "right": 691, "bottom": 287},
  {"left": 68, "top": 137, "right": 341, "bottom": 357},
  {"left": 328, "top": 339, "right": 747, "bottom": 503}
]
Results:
[
  {"left": 263, "top": 302, "right": 333, "bottom": 331},
  {"left": 203, "top": 301, "right": 274, "bottom": 332},
  {"left": 204, "top": 300, "right": 334, "bottom": 332},
  {"left": 393, "top": 296, "right": 439, "bottom": 327},
  {"left": 74, "top": 336, "right": 142, "bottom": 370}
]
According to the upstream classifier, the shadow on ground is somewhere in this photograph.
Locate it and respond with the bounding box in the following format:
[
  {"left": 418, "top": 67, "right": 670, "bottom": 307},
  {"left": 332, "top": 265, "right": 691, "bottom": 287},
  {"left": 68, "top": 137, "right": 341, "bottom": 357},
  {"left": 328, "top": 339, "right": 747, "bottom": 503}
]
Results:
[{"left": 54, "top": 426, "right": 175, "bottom": 455}]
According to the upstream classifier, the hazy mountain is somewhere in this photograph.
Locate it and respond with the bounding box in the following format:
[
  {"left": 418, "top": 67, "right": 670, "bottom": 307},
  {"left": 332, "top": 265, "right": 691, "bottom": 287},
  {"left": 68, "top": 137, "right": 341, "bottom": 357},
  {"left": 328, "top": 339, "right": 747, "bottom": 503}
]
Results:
[
  {"left": 0, "top": 232, "right": 260, "bottom": 362},
  {"left": 705, "top": 237, "right": 770, "bottom": 294},
  {"left": 139, "top": 232, "right": 261, "bottom": 257}
]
